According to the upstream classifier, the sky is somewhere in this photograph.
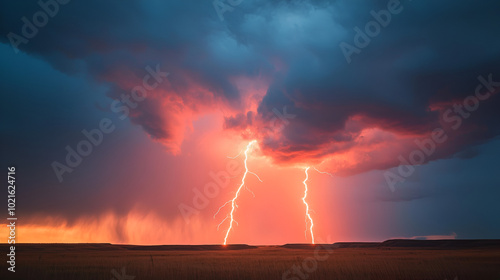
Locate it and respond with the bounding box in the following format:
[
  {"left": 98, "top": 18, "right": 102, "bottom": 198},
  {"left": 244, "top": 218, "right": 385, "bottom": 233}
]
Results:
[{"left": 0, "top": 0, "right": 499, "bottom": 245}]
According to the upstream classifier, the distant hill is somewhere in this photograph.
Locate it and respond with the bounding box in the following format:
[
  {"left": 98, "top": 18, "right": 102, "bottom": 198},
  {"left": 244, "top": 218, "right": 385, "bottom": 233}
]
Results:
[
  {"left": 379, "top": 239, "right": 500, "bottom": 248},
  {"left": 281, "top": 239, "right": 500, "bottom": 249},
  {"left": 281, "top": 242, "right": 379, "bottom": 249},
  {"left": 7, "top": 243, "right": 258, "bottom": 252}
]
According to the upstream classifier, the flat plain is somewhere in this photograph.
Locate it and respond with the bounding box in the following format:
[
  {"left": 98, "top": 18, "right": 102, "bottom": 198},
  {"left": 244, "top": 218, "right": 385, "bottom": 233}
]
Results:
[{"left": 1, "top": 240, "right": 499, "bottom": 280}]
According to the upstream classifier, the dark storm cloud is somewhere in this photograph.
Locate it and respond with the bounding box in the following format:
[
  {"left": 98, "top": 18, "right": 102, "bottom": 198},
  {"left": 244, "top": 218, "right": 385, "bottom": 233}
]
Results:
[
  {"left": 0, "top": 0, "right": 272, "bottom": 149},
  {"left": 0, "top": 43, "right": 118, "bottom": 220},
  {"left": 248, "top": 0, "right": 500, "bottom": 173},
  {"left": 1, "top": 0, "right": 500, "bottom": 173}
]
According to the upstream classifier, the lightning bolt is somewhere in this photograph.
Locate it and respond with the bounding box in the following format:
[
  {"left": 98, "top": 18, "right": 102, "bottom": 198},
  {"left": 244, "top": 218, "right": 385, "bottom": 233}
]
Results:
[
  {"left": 313, "top": 167, "right": 334, "bottom": 177},
  {"left": 300, "top": 166, "right": 334, "bottom": 244},
  {"left": 302, "top": 167, "right": 315, "bottom": 244},
  {"left": 218, "top": 140, "right": 260, "bottom": 245}
]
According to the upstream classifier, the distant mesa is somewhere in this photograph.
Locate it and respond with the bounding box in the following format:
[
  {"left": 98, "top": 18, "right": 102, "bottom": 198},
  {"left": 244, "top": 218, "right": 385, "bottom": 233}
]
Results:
[
  {"left": 379, "top": 239, "right": 500, "bottom": 248},
  {"left": 281, "top": 239, "right": 500, "bottom": 249}
]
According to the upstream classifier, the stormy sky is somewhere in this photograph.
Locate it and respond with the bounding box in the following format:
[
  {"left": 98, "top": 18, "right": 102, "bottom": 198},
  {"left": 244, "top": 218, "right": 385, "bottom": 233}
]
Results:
[{"left": 1, "top": 0, "right": 499, "bottom": 244}]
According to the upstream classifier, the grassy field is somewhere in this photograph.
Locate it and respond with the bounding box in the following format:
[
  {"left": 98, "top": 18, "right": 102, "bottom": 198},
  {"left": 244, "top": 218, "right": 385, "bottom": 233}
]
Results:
[{"left": 1, "top": 243, "right": 499, "bottom": 280}]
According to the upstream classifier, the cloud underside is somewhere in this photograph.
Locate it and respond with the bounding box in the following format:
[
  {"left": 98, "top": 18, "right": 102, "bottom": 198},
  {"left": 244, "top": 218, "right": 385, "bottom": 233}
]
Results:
[{"left": 2, "top": 0, "right": 500, "bottom": 175}]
